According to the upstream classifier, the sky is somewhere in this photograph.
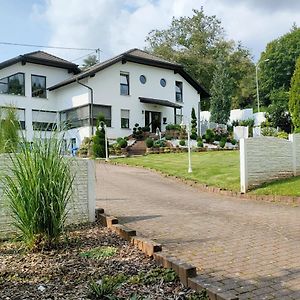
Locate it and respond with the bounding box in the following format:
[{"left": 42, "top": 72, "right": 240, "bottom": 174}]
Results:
[{"left": 0, "top": 0, "right": 300, "bottom": 65}]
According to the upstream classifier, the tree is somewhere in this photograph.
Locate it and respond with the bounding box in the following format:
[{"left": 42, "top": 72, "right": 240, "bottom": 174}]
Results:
[
  {"left": 82, "top": 54, "right": 98, "bottom": 70},
  {"left": 289, "top": 56, "right": 300, "bottom": 132},
  {"left": 210, "top": 58, "right": 231, "bottom": 124},
  {"left": 259, "top": 26, "right": 300, "bottom": 106},
  {"left": 190, "top": 107, "right": 197, "bottom": 140},
  {"left": 145, "top": 8, "right": 255, "bottom": 110},
  {"left": 266, "top": 88, "right": 292, "bottom": 133},
  {"left": 93, "top": 114, "right": 106, "bottom": 158}
]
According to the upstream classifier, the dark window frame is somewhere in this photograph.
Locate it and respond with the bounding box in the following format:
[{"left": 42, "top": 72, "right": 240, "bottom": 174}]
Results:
[
  {"left": 160, "top": 78, "right": 166, "bottom": 87},
  {"left": 121, "top": 109, "right": 130, "bottom": 129},
  {"left": 175, "top": 81, "right": 183, "bottom": 102},
  {"left": 139, "top": 75, "right": 146, "bottom": 84},
  {"left": 31, "top": 74, "right": 47, "bottom": 98},
  {"left": 120, "top": 72, "right": 130, "bottom": 95},
  {"left": 0, "top": 72, "right": 25, "bottom": 96}
]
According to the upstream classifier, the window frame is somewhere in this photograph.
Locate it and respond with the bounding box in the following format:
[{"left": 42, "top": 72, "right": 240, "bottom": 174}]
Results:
[
  {"left": 32, "top": 109, "right": 57, "bottom": 131},
  {"left": 0, "top": 72, "right": 25, "bottom": 96},
  {"left": 31, "top": 74, "right": 47, "bottom": 98},
  {"left": 175, "top": 81, "right": 183, "bottom": 102},
  {"left": 120, "top": 109, "right": 130, "bottom": 129},
  {"left": 120, "top": 72, "right": 130, "bottom": 95}
]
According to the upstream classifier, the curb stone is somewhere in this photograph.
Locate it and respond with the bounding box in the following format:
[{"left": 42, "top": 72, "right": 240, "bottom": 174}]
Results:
[{"left": 95, "top": 208, "right": 239, "bottom": 300}]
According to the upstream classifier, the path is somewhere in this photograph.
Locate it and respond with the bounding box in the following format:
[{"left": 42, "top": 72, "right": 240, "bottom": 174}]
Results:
[{"left": 96, "top": 163, "right": 300, "bottom": 300}]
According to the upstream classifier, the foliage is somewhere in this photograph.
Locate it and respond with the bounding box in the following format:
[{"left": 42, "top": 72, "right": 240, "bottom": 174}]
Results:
[
  {"left": 1, "top": 134, "right": 74, "bottom": 249},
  {"left": 289, "top": 55, "right": 300, "bottom": 131},
  {"left": 261, "top": 127, "right": 277, "bottom": 137},
  {"left": 93, "top": 116, "right": 107, "bottom": 158},
  {"left": 239, "top": 119, "right": 255, "bottom": 127},
  {"left": 179, "top": 139, "right": 186, "bottom": 146},
  {"left": 78, "top": 137, "right": 91, "bottom": 157},
  {"left": 145, "top": 138, "right": 154, "bottom": 148},
  {"left": 187, "top": 291, "right": 209, "bottom": 300},
  {"left": 116, "top": 138, "right": 127, "bottom": 148},
  {"left": 276, "top": 131, "right": 289, "bottom": 139},
  {"left": 0, "top": 106, "right": 20, "bottom": 154},
  {"left": 219, "top": 137, "right": 227, "bottom": 148},
  {"left": 145, "top": 8, "right": 255, "bottom": 110},
  {"left": 81, "top": 54, "right": 98, "bottom": 70},
  {"left": 88, "top": 274, "right": 127, "bottom": 299},
  {"left": 210, "top": 57, "right": 231, "bottom": 124},
  {"left": 80, "top": 246, "right": 118, "bottom": 259},
  {"left": 165, "top": 134, "right": 173, "bottom": 140},
  {"left": 231, "top": 139, "right": 237, "bottom": 145},
  {"left": 165, "top": 124, "right": 181, "bottom": 131},
  {"left": 153, "top": 140, "right": 166, "bottom": 148},
  {"left": 190, "top": 107, "right": 198, "bottom": 140},
  {"left": 132, "top": 123, "right": 143, "bottom": 140},
  {"left": 141, "top": 126, "right": 150, "bottom": 132},
  {"left": 265, "top": 88, "right": 292, "bottom": 133},
  {"left": 197, "top": 139, "right": 204, "bottom": 148},
  {"left": 259, "top": 25, "right": 300, "bottom": 106},
  {"left": 204, "top": 129, "right": 215, "bottom": 143}
]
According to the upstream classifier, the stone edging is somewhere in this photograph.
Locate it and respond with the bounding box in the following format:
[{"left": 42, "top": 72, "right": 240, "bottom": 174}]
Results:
[
  {"left": 106, "top": 161, "right": 300, "bottom": 206},
  {"left": 95, "top": 208, "right": 239, "bottom": 300}
]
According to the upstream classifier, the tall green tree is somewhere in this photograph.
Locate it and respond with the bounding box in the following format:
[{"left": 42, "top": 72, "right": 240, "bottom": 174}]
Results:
[
  {"left": 145, "top": 8, "right": 255, "bottom": 110},
  {"left": 190, "top": 107, "right": 197, "bottom": 140},
  {"left": 210, "top": 58, "right": 231, "bottom": 124},
  {"left": 93, "top": 114, "right": 107, "bottom": 158},
  {"left": 289, "top": 56, "right": 300, "bottom": 132},
  {"left": 259, "top": 25, "right": 300, "bottom": 106}
]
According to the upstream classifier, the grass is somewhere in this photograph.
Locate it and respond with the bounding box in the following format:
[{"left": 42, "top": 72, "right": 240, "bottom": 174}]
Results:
[
  {"left": 114, "top": 151, "right": 240, "bottom": 192},
  {"left": 113, "top": 151, "right": 300, "bottom": 197}
]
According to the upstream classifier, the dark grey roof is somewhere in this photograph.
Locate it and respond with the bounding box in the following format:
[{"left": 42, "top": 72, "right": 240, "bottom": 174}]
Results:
[
  {"left": 0, "top": 51, "right": 80, "bottom": 74},
  {"left": 49, "top": 48, "right": 209, "bottom": 97},
  {"left": 139, "top": 97, "right": 182, "bottom": 109}
]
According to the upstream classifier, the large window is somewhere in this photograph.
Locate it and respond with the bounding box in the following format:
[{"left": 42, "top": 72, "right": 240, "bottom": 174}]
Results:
[
  {"left": 120, "top": 72, "right": 129, "bottom": 95},
  {"left": 32, "top": 75, "right": 46, "bottom": 98},
  {"left": 121, "top": 109, "right": 130, "bottom": 128},
  {"left": 60, "top": 104, "right": 112, "bottom": 129},
  {"left": 0, "top": 107, "right": 25, "bottom": 129},
  {"left": 0, "top": 73, "right": 25, "bottom": 96},
  {"left": 32, "top": 110, "right": 57, "bottom": 131},
  {"left": 175, "top": 81, "right": 183, "bottom": 102}
]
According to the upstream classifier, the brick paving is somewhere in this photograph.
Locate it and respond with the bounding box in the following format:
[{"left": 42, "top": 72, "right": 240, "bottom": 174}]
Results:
[{"left": 96, "top": 163, "right": 300, "bottom": 299}]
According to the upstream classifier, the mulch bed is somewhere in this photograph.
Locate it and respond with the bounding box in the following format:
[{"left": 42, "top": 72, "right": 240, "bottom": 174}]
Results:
[{"left": 0, "top": 223, "right": 207, "bottom": 299}]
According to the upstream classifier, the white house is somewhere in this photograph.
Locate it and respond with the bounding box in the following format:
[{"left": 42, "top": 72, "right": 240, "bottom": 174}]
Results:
[{"left": 0, "top": 48, "right": 208, "bottom": 149}]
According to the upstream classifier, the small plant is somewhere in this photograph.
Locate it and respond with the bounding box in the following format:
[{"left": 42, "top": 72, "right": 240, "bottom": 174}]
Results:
[
  {"left": 261, "top": 127, "right": 277, "bottom": 137},
  {"left": 88, "top": 274, "right": 127, "bottom": 299},
  {"left": 153, "top": 140, "right": 166, "bottom": 148},
  {"left": 197, "top": 139, "right": 203, "bottom": 148},
  {"left": 187, "top": 290, "right": 209, "bottom": 300},
  {"left": 179, "top": 139, "right": 186, "bottom": 146},
  {"left": 231, "top": 139, "right": 237, "bottom": 145},
  {"left": 219, "top": 137, "right": 227, "bottom": 148},
  {"left": 276, "top": 131, "right": 289, "bottom": 139},
  {"left": 93, "top": 114, "right": 107, "bottom": 158},
  {"left": 80, "top": 246, "right": 118, "bottom": 259},
  {"left": 165, "top": 124, "right": 181, "bottom": 131},
  {"left": 132, "top": 123, "right": 143, "bottom": 140},
  {"left": 145, "top": 138, "right": 154, "bottom": 148},
  {"left": 141, "top": 126, "right": 150, "bottom": 132},
  {"left": 117, "top": 138, "right": 127, "bottom": 148},
  {"left": 78, "top": 137, "right": 91, "bottom": 157},
  {"left": 204, "top": 129, "right": 215, "bottom": 143}
]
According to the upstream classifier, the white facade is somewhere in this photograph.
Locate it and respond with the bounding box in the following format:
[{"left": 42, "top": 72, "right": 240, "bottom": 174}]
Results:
[{"left": 0, "top": 49, "right": 205, "bottom": 149}]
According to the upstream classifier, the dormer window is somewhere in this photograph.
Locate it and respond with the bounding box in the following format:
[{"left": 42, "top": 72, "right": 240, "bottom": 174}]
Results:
[
  {"left": 32, "top": 75, "right": 46, "bottom": 98},
  {"left": 0, "top": 73, "right": 25, "bottom": 96},
  {"left": 120, "top": 72, "right": 129, "bottom": 95},
  {"left": 175, "top": 81, "right": 183, "bottom": 102}
]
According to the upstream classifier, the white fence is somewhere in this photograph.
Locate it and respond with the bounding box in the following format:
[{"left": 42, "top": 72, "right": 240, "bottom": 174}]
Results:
[
  {"left": 240, "top": 134, "right": 300, "bottom": 193},
  {"left": 0, "top": 157, "right": 95, "bottom": 239}
]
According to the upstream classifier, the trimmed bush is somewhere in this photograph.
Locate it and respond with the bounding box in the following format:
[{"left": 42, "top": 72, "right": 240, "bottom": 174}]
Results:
[
  {"left": 219, "top": 137, "right": 227, "bottom": 148},
  {"left": 179, "top": 139, "right": 186, "bottom": 146},
  {"left": 117, "top": 138, "right": 127, "bottom": 148},
  {"left": 145, "top": 138, "right": 154, "bottom": 148},
  {"left": 197, "top": 140, "right": 203, "bottom": 147},
  {"left": 231, "top": 139, "right": 237, "bottom": 145},
  {"left": 153, "top": 140, "right": 166, "bottom": 148},
  {"left": 205, "top": 129, "right": 215, "bottom": 143}
]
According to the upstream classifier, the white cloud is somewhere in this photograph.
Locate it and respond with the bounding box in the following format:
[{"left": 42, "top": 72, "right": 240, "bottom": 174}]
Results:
[{"left": 36, "top": 0, "right": 300, "bottom": 63}]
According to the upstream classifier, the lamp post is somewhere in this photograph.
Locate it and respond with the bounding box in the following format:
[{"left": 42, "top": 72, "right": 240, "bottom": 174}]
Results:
[
  {"left": 180, "top": 120, "right": 192, "bottom": 173},
  {"left": 103, "top": 123, "right": 109, "bottom": 162},
  {"left": 255, "top": 59, "right": 269, "bottom": 113}
]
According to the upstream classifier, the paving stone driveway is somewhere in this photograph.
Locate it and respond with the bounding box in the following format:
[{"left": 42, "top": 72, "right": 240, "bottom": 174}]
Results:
[{"left": 96, "top": 163, "right": 300, "bottom": 300}]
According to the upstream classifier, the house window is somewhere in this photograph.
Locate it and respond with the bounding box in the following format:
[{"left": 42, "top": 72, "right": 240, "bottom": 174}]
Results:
[
  {"left": 139, "top": 75, "right": 146, "bottom": 84},
  {"left": 120, "top": 72, "right": 129, "bottom": 95},
  {"left": 92, "top": 105, "right": 112, "bottom": 127},
  {"left": 176, "top": 114, "right": 183, "bottom": 125},
  {"left": 175, "top": 81, "right": 183, "bottom": 102},
  {"left": 0, "top": 107, "right": 25, "bottom": 129},
  {"left": 32, "top": 75, "right": 46, "bottom": 98},
  {"left": 121, "top": 109, "right": 130, "bottom": 128},
  {"left": 0, "top": 73, "right": 25, "bottom": 96},
  {"left": 60, "top": 105, "right": 90, "bottom": 129},
  {"left": 160, "top": 78, "right": 166, "bottom": 87},
  {"left": 32, "top": 110, "right": 57, "bottom": 131}
]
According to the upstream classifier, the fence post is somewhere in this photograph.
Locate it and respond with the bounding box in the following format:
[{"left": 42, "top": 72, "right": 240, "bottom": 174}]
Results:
[
  {"left": 240, "top": 138, "right": 248, "bottom": 193},
  {"left": 87, "top": 159, "right": 96, "bottom": 222},
  {"left": 289, "top": 134, "right": 297, "bottom": 176}
]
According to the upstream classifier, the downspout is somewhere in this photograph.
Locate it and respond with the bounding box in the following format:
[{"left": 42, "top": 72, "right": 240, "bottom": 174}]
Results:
[
  {"left": 76, "top": 79, "right": 94, "bottom": 136},
  {"left": 198, "top": 93, "right": 201, "bottom": 137}
]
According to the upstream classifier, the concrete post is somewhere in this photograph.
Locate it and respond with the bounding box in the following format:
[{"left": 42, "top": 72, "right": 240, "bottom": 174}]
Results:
[
  {"left": 289, "top": 134, "right": 297, "bottom": 176},
  {"left": 87, "top": 159, "right": 96, "bottom": 222},
  {"left": 240, "top": 138, "right": 248, "bottom": 193}
]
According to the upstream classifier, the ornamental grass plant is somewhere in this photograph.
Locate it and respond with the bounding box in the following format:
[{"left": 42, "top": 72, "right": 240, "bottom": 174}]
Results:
[{"left": 1, "top": 134, "right": 74, "bottom": 250}]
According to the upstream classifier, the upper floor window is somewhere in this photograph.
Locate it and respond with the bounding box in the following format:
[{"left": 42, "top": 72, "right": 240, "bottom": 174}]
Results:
[
  {"left": 120, "top": 72, "right": 129, "bottom": 95},
  {"left": 175, "top": 81, "right": 183, "bottom": 102},
  {"left": 32, "top": 75, "right": 46, "bottom": 98},
  {"left": 0, "top": 73, "right": 25, "bottom": 96}
]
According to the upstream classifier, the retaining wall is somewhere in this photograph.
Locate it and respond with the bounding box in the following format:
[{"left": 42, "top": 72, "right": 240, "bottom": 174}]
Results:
[
  {"left": 240, "top": 134, "right": 300, "bottom": 192},
  {"left": 0, "top": 156, "right": 95, "bottom": 239}
]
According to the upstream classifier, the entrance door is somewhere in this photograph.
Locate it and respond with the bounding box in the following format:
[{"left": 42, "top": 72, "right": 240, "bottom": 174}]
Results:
[{"left": 145, "top": 111, "right": 161, "bottom": 133}]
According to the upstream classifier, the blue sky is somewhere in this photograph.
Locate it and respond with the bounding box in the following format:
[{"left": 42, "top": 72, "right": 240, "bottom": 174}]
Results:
[{"left": 1, "top": 0, "right": 299, "bottom": 64}]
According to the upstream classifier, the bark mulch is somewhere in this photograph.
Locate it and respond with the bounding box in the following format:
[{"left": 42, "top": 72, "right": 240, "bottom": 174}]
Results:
[{"left": 0, "top": 223, "right": 207, "bottom": 300}]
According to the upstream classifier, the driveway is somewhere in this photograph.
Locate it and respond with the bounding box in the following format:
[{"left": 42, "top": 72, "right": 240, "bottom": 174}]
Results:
[{"left": 96, "top": 163, "right": 300, "bottom": 299}]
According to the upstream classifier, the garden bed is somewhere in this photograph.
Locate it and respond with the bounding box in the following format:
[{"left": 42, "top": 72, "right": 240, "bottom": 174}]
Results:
[{"left": 0, "top": 223, "right": 207, "bottom": 300}]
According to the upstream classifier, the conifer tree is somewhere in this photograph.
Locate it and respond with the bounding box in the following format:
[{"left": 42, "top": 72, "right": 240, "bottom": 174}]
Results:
[{"left": 190, "top": 107, "right": 198, "bottom": 140}]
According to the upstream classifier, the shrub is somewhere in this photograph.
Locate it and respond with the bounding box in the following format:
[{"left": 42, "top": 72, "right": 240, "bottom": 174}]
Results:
[
  {"left": 190, "top": 132, "right": 198, "bottom": 140},
  {"left": 261, "top": 127, "right": 277, "bottom": 137},
  {"left": 219, "top": 137, "right": 227, "bottom": 148},
  {"left": 179, "top": 139, "right": 186, "bottom": 146},
  {"left": 165, "top": 134, "right": 173, "bottom": 140},
  {"left": 78, "top": 137, "right": 91, "bottom": 156},
  {"left": 197, "top": 140, "right": 203, "bottom": 147},
  {"left": 117, "top": 138, "right": 127, "bottom": 148},
  {"left": 1, "top": 134, "right": 74, "bottom": 249},
  {"left": 191, "top": 107, "right": 198, "bottom": 140},
  {"left": 153, "top": 140, "right": 166, "bottom": 148},
  {"left": 165, "top": 124, "right": 181, "bottom": 131},
  {"left": 141, "top": 126, "right": 150, "bottom": 132},
  {"left": 145, "top": 138, "right": 154, "bottom": 148},
  {"left": 132, "top": 123, "right": 143, "bottom": 140},
  {"left": 231, "top": 139, "right": 237, "bottom": 145},
  {"left": 205, "top": 129, "right": 215, "bottom": 143},
  {"left": 276, "top": 131, "right": 289, "bottom": 139}
]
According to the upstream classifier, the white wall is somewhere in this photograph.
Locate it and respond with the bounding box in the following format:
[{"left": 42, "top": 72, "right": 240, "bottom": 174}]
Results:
[
  {"left": 240, "top": 134, "right": 300, "bottom": 193},
  {"left": 0, "top": 156, "right": 95, "bottom": 239}
]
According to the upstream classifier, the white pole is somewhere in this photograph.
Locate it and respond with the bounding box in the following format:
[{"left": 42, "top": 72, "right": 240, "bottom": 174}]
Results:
[
  {"left": 104, "top": 124, "right": 109, "bottom": 162},
  {"left": 255, "top": 62, "right": 260, "bottom": 113},
  {"left": 187, "top": 123, "right": 192, "bottom": 173}
]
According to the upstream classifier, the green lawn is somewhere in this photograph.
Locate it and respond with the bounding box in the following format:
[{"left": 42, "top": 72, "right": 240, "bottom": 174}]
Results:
[{"left": 113, "top": 151, "right": 300, "bottom": 196}]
